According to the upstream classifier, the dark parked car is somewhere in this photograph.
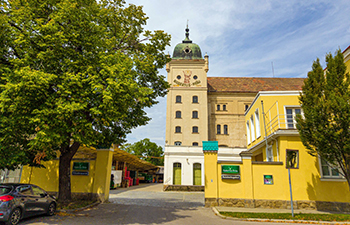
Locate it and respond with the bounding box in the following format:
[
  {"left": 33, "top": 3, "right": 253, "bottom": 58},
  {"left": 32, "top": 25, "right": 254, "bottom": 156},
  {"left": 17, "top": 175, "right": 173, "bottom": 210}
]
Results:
[{"left": 0, "top": 183, "right": 56, "bottom": 225}]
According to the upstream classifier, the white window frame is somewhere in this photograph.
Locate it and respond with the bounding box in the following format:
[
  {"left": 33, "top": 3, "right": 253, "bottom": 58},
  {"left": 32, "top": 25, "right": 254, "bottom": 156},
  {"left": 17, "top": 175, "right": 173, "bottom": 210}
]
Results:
[
  {"left": 250, "top": 115, "right": 255, "bottom": 141},
  {"left": 284, "top": 106, "right": 303, "bottom": 129},
  {"left": 255, "top": 108, "right": 261, "bottom": 138},
  {"left": 318, "top": 157, "right": 343, "bottom": 180},
  {"left": 246, "top": 121, "right": 251, "bottom": 144}
]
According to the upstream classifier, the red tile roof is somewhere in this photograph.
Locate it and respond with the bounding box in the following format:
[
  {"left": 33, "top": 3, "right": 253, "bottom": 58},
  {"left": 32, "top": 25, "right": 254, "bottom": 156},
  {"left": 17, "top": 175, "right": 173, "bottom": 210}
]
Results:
[{"left": 207, "top": 77, "right": 305, "bottom": 93}]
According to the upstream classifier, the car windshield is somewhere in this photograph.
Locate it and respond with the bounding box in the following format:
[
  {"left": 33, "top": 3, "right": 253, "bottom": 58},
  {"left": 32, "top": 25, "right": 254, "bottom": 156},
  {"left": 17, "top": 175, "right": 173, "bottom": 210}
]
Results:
[{"left": 0, "top": 186, "right": 12, "bottom": 195}]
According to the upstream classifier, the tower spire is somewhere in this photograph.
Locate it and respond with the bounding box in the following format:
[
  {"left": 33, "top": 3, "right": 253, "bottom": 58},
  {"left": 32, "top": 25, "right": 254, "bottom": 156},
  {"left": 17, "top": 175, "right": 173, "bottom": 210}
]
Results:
[{"left": 183, "top": 20, "right": 192, "bottom": 43}]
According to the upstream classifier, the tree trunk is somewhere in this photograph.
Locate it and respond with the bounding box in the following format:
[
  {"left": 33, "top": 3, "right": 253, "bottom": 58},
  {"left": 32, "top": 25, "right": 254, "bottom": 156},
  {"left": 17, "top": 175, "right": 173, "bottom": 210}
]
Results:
[{"left": 58, "top": 142, "right": 80, "bottom": 202}]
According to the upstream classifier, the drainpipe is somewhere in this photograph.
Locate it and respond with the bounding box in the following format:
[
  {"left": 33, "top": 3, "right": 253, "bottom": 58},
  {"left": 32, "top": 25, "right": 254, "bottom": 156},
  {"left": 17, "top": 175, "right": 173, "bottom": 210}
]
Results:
[{"left": 261, "top": 101, "right": 269, "bottom": 161}]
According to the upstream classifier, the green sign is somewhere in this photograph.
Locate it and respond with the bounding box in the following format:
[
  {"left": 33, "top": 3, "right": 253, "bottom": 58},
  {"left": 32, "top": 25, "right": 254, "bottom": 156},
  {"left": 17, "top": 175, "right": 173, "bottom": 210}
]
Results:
[
  {"left": 264, "top": 175, "right": 274, "bottom": 185},
  {"left": 73, "top": 162, "right": 89, "bottom": 171},
  {"left": 221, "top": 165, "right": 240, "bottom": 174}
]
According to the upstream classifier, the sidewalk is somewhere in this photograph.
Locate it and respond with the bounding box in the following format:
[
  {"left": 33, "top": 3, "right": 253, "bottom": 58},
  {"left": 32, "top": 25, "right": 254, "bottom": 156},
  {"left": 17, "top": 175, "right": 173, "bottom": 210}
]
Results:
[
  {"left": 215, "top": 206, "right": 340, "bottom": 214},
  {"left": 213, "top": 206, "right": 350, "bottom": 224}
]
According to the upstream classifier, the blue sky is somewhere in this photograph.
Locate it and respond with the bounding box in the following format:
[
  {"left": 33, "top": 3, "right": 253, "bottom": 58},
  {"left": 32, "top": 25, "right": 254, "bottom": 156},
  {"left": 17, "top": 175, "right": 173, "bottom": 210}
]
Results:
[{"left": 124, "top": 0, "right": 350, "bottom": 147}]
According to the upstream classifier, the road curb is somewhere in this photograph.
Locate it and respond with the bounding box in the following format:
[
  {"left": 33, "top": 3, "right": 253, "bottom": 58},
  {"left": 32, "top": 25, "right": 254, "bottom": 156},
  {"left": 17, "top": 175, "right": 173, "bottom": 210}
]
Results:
[{"left": 212, "top": 207, "right": 350, "bottom": 224}]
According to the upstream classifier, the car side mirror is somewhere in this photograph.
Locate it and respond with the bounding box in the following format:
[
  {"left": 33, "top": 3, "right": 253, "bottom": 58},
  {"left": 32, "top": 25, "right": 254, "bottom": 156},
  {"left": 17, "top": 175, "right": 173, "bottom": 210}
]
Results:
[{"left": 40, "top": 193, "right": 47, "bottom": 198}]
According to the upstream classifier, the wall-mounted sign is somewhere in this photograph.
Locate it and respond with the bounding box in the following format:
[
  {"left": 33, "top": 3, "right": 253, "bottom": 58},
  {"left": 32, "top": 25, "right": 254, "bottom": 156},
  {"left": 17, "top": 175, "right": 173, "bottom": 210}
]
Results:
[
  {"left": 222, "top": 174, "right": 241, "bottom": 180},
  {"left": 72, "top": 171, "right": 89, "bottom": 176},
  {"left": 73, "top": 162, "right": 89, "bottom": 171},
  {"left": 221, "top": 165, "right": 240, "bottom": 174},
  {"left": 264, "top": 175, "right": 274, "bottom": 185}
]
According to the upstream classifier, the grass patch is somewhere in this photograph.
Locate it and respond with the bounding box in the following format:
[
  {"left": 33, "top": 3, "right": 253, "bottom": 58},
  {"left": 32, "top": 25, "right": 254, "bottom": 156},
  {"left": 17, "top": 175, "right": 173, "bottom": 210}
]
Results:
[
  {"left": 220, "top": 212, "right": 350, "bottom": 222},
  {"left": 57, "top": 200, "right": 98, "bottom": 210}
]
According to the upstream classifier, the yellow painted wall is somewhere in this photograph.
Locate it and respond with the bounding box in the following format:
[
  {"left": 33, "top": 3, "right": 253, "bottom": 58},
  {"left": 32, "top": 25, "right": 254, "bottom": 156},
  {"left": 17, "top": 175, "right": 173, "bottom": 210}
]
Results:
[
  {"left": 20, "top": 148, "right": 113, "bottom": 202},
  {"left": 204, "top": 152, "right": 218, "bottom": 198},
  {"left": 246, "top": 93, "right": 301, "bottom": 149},
  {"left": 203, "top": 92, "right": 350, "bottom": 204},
  {"left": 217, "top": 163, "right": 245, "bottom": 199},
  {"left": 21, "top": 159, "right": 96, "bottom": 194}
]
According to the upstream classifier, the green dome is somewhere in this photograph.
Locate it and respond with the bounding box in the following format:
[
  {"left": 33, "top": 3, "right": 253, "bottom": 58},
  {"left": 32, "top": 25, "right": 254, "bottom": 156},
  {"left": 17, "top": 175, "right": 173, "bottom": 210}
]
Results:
[{"left": 172, "top": 26, "right": 202, "bottom": 60}]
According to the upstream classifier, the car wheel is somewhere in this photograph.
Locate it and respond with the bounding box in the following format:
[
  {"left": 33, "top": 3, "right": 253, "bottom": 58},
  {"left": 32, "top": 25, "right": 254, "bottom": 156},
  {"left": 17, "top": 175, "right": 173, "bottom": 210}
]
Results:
[
  {"left": 5, "top": 208, "right": 21, "bottom": 225},
  {"left": 46, "top": 202, "right": 56, "bottom": 216}
]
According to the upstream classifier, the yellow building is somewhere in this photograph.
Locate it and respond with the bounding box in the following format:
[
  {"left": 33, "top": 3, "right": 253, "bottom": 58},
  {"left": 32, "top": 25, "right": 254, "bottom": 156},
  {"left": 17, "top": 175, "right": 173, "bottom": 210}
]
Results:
[
  {"left": 204, "top": 90, "right": 350, "bottom": 212},
  {"left": 163, "top": 27, "right": 304, "bottom": 189}
]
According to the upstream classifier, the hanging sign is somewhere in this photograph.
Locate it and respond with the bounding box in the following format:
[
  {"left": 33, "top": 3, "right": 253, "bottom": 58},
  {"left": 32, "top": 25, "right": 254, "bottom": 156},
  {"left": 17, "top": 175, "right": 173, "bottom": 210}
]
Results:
[
  {"left": 264, "top": 175, "right": 274, "bottom": 185},
  {"left": 221, "top": 165, "right": 240, "bottom": 174}
]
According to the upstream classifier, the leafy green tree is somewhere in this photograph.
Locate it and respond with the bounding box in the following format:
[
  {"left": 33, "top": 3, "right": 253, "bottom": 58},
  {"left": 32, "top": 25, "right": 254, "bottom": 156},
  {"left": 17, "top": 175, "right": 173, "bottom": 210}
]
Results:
[
  {"left": 0, "top": 0, "right": 170, "bottom": 202},
  {"left": 296, "top": 49, "right": 350, "bottom": 188},
  {"left": 121, "top": 138, "right": 164, "bottom": 166}
]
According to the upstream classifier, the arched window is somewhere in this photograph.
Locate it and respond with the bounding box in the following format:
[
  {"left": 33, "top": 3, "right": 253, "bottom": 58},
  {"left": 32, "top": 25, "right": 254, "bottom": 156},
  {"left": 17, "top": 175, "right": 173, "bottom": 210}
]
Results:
[
  {"left": 217, "top": 125, "right": 221, "bottom": 134},
  {"left": 193, "top": 163, "right": 201, "bottom": 185},
  {"left": 176, "top": 95, "right": 182, "bottom": 103},
  {"left": 192, "top": 126, "right": 198, "bottom": 133},
  {"left": 174, "top": 141, "right": 182, "bottom": 146},
  {"left": 192, "top": 96, "right": 198, "bottom": 103},
  {"left": 175, "top": 126, "right": 181, "bottom": 133},
  {"left": 192, "top": 111, "right": 198, "bottom": 119},
  {"left": 175, "top": 111, "right": 181, "bottom": 118},
  {"left": 223, "top": 104, "right": 227, "bottom": 111},
  {"left": 224, "top": 125, "right": 228, "bottom": 134},
  {"left": 173, "top": 163, "right": 181, "bottom": 185},
  {"left": 192, "top": 142, "right": 198, "bottom": 146},
  {"left": 217, "top": 105, "right": 220, "bottom": 111}
]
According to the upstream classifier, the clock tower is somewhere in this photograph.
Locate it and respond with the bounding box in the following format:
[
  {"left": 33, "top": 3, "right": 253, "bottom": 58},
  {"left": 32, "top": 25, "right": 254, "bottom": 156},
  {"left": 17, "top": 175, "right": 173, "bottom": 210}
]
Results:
[{"left": 165, "top": 26, "right": 209, "bottom": 147}]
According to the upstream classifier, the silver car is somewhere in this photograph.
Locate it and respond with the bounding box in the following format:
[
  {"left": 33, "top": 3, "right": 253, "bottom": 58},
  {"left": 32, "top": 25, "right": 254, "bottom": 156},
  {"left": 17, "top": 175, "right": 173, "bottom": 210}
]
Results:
[{"left": 0, "top": 183, "right": 56, "bottom": 225}]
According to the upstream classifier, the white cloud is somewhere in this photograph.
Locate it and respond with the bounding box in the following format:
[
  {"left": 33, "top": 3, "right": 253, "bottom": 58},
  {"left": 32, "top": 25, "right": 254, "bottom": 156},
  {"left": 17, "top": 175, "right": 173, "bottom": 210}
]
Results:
[{"left": 125, "top": 0, "right": 350, "bottom": 146}]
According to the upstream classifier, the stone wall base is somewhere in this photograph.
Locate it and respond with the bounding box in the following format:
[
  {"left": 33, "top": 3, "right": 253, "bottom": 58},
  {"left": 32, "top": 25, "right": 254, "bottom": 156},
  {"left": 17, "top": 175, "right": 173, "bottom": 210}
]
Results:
[
  {"left": 163, "top": 185, "right": 204, "bottom": 192},
  {"left": 205, "top": 198, "right": 350, "bottom": 212}
]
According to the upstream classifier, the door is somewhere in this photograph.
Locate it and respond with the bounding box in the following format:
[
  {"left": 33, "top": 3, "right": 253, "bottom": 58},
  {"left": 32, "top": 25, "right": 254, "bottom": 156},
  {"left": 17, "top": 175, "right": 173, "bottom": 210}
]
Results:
[
  {"left": 31, "top": 185, "right": 49, "bottom": 215},
  {"left": 173, "top": 163, "right": 181, "bottom": 185},
  {"left": 17, "top": 185, "right": 36, "bottom": 217},
  {"left": 193, "top": 163, "right": 201, "bottom": 185}
]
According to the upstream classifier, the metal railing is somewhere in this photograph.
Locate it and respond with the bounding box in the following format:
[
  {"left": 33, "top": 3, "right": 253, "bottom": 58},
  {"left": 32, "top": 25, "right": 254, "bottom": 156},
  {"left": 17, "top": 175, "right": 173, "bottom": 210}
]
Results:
[{"left": 263, "top": 101, "right": 298, "bottom": 137}]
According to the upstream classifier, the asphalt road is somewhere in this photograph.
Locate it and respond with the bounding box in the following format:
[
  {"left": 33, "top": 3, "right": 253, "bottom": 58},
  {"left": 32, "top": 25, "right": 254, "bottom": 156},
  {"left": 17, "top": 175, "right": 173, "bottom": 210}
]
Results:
[{"left": 18, "top": 183, "right": 303, "bottom": 225}]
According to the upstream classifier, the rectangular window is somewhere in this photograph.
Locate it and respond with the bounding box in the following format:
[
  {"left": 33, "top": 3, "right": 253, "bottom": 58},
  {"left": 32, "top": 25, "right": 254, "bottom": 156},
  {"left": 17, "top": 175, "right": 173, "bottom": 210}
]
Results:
[
  {"left": 286, "top": 107, "right": 302, "bottom": 128},
  {"left": 224, "top": 125, "right": 228, "bottom": 135},
  {"left": 176, "top": 95, "right": 182, "bottom": 103},
  {"left": 223, "top": 105, "right": 226, "bottom": 111},
  {"left": 217, "top": 105, "right": 220, "bottom": 111},
  {"left": 246, "top": 121, "right": 250, "bottom": 144},
  {"left": 286, "top": 149, "right": 299, "bottom": 169},
  {"left": 175, "top": 111, "right": 181, "bottom": 118},
  {"left": 320, "top": 158, "right": 340, "bottom": 178},
  {"left": 217, "top": 125, "right": 221, "bottom": 134},
  {"left": 255, "top": 109, "right": 261, "bottom": 137},
  {"left": 267, "top": 146, "right": 273, "bottom": 162},
  {"left": 250, "top": 115, "right": 255, "bottom": 141}
]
